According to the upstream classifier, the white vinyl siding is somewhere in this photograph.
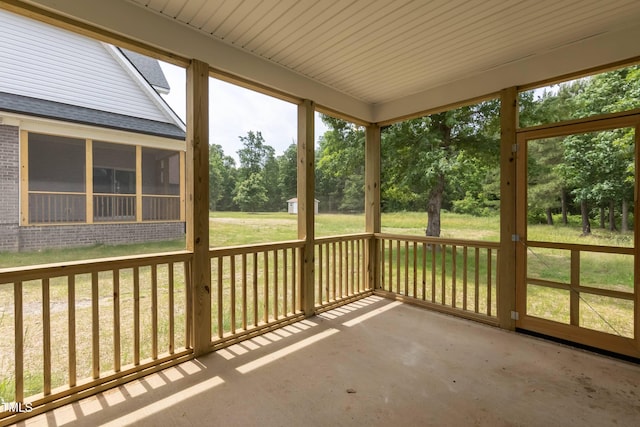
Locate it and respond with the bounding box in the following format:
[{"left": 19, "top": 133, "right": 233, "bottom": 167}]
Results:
[{"left": 0, "top": 9, "right": 168, "bottom": 123}]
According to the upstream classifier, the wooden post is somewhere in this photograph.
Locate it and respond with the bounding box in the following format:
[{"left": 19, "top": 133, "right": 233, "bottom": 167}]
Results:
[
  {"left": 634, "top": 123, "right": 640, "bottom": 353},
  {"left": 498, "top": 87, "right": 518, "bottom": 330},
  {"left": 86, "top": 139, "right": 93, "bottom": 223},
  {"left": 19, "top": 130, "right": 29, "bottom": 226},
  {"left": 186, "top": 59, "right": 211, "bottom": 356},
  {"left": 136, "top": 145, "right": 142, "bottom": 222},
  {"left": 297, "top": 99, "right": 315, "bottom": 316},
  {"left": 179, "top": 151, "right": 186, "bottom": 222},
  {"left": 365, "top": 124, "right": 381, "bottom": 290}
]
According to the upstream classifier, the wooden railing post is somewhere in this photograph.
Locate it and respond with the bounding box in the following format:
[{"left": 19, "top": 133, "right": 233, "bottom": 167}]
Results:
[
  {"left": 135, "top": 145, "right": 143, "bottom": 222},
  {"left": 186, "top": 59, "right": 211, "bottom": 356},
  {"left": 86, "top": 139, "right": 94, "bottom": 223},
  {"left": 297, "top": 99, "right": 315, "bottom": 316},
  {"left": 498, "top": 87, "right": 518, "bottom": 330},
  {"left": 365, "top": 124, "right": 381, "bottom": 290}
]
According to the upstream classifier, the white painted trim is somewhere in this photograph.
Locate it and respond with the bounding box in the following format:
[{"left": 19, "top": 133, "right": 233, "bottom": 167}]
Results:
[
  {"left": 0, "top": 116, "right": 21, "bottom": 126},
  {"left": 103, "top": 43, "right": 186, "bottom": 132},
  {"left": 1, "top": 111, "right": 185, "bottom": 151}
]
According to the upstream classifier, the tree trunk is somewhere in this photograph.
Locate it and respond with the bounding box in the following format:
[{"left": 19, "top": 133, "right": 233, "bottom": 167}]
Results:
[
  {"left": 561, "top": 189, "right": 568, "bottom": 225},
  {"left": 545, "top": 207, "right": 554, "bottom": 225},
  {"left": 608, "top": 200, "right": 617, "bottom": 231},
  {"left": 425, "top": 174, "right": 445, "bottom": 237},
  {"left": 622, "top": 199, "right": 629, "bottom": 232},
  {"left": 599, "top": 206, "right": 605, "bottom": 229},
  {"left": 581, "top": 200, "right": 591, "bottom": 236}
]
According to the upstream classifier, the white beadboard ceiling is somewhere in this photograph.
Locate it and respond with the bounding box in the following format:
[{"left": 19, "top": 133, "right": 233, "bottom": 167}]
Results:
[{"left": 14, "top": 0, "right": 640, "bottom": 123}]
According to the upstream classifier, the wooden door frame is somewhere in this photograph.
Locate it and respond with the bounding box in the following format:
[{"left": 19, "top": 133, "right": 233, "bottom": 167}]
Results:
[{"left": 515, "top": 112, "right": 640, "bottom": 358}]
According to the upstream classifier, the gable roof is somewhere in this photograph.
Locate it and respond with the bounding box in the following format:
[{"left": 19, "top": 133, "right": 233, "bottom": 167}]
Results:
[{"left": 0, "top": 8, "right": 184, "bottom": 138}]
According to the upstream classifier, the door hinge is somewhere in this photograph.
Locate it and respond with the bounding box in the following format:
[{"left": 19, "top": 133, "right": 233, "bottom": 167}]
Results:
[
  {"left": 511, "top": 143, "right": 518, "bottom": 153},
  {"left": 511, "top": 311, "right": 519, "bottom": 320},
  {"left": 511, "top": 234, "right": 520, "bottom": 242}
]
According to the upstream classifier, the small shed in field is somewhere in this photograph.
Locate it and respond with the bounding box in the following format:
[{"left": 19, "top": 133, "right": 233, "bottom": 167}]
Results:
[{"left": 287, "top": 198, "right": 319, "bottom": 214}]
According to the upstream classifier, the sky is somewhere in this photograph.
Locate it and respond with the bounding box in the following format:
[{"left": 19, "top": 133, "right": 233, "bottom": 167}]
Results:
[{"left": 159, "top": 62, "right": 328, "bottom": 163}]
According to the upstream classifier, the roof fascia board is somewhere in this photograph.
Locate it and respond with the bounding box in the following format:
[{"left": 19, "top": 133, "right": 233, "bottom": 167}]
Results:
[
  {"left": 374, "top": 24, "right": 640, "bottom": 124},
  {"left": 18, "top": 0, "right": 374, "bottom": 123}
]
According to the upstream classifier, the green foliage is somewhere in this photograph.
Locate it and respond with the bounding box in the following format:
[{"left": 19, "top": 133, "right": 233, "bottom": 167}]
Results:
[
  {"left": 278, "top": 143, "right": 298, "bottom": 202},
  {"left": 315, "top": 116, "right": 365, "bottom": 213},
  {"left": 209, "top": 143, "right": 237, "bottom": 211},
  {"left": 381, "top": 100, "right": 500, "bottom": 235},
  {"left": 521, "top": 65, "right": 639, "bottom": 234},
  {"left": 233, "top": 172, "right": 268, "bottom": 212},
  {"left": 237, "top": 131, "right": 274, "bottom": 179}
]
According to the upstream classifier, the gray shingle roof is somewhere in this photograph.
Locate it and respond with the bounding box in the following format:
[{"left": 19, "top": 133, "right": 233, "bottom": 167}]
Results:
[
  {"left": 119, "top": 48, "right": 171, "bottom": 93},
  {"left": 0, "top": 92, "right": 185, "bottom": 140}
]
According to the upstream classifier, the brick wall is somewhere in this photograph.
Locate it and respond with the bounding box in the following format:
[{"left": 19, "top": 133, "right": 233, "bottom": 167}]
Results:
[
  {"left": 15, "top": 222, "right": 185, "bottom": 251},
  {"left": 0, "top": 125, "right": 20, "bottom": 251}
]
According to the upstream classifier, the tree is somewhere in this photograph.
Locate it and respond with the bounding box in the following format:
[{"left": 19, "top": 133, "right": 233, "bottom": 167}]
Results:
[
  {"left": 527, "top": 138, "right": 564, "bottom": 225},
  {"left": 520, "top": 65, "right": 639, "bottom": 233},
  {"left": 262, "top": 153, "right": 281, "bottom": 211},
  {"left": 278, "top": 143, "right": 298, "bottom": 202},
  {"left": 209, "top": 144, "right": 237, "bottom": 211},
  {"left": 316, "top": 116, "right": 365, "bottom": 213},
  {"left": 233, "top": 172, "right": 268, "bottom": 212},
  {"left": 235, "top": 130, "right": 278, "bottom": 212},
  {"left": 382, "top": 101, "right": 499, "bottom": 236},
  {"left": 237, "top": 131, "right": 274, "bottom": 179}
]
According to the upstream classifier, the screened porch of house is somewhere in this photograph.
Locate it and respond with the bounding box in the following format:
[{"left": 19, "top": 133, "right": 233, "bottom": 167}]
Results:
[{"left": 2, "top": 1, "right": 640, "bottom": 426}]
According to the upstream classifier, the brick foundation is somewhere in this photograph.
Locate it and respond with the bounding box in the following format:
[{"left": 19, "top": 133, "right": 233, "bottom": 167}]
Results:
[{"left": 12, "top": 222, "right": 185, "bottom": 252}]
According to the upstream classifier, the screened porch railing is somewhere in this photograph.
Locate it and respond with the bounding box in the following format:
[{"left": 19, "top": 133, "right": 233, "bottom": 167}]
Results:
[
  {"left": 0, "top": 251, "right": 193, "bottom": 422},
  {"left": 209, "top": 241, "right": 305, "bottom": 349},
  {"left": 28, "top": 191, "right": 85, "bottom": 224},
  {"left": 375, "top": 233, "right": 500, "bottom": 324},
  {"left": 2, "top": 232, "right": 502, "bottom": 424},
  {"left": 314, "top": 234, "right": 372, "bottom": 309},
  {"left": 93, "top": 193, "right": 136, "bottom": 221},
  {"left": 25, "top": 192, "right": 182, "bottom": 224}
]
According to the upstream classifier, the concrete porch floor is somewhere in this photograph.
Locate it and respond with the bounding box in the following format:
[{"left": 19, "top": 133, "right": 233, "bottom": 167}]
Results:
[{"left": 16, "top": 296, "right": 640, "bottom": 427}]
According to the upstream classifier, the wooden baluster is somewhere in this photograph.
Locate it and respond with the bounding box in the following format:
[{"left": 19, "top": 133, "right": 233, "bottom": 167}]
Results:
[
  {"left": 263, "top": 251, "right": 269, "bottom": 323},
  {"left": 421, "top": 243, "right": 427, "bottom": 300},
  {"left": 151, "top": 264, "right": 158, "bottom": 359},
  {"left": 68, "top": 275, "right": 76, "bottom": 387},
  {"left": 318, "top": 244, "right": 323, "bottom": 304},
  {"left": 475, "top": 248, "right": 480, "bottom": 313},
  {"left": 487, "top": 249, "right": 493, "bottom": 317},
  {"left": 114, "top": 269, "right": 121, "bottom": 370},
  {"left": 253, "top": 252, "right": 258, "bottom": 327},
  {"left": 168, "top": 263, "right": 175, "bottom": 354},
  {"left": 15, "top": 281, "right": 24, "bottom": 402},
  {"left": 43, "top": 278, "right": 51, "bottom": 395},
  {"left": 230, "top": 255, "right": 236, "bottom": 334},
  {"left": 463, "top": 247, "right": 468, "bottom": 311},
  {"left": 134, "top": 267, "right": 140, "bottom": 365},
  {"left": 273, "top": 250, "right": 278, "bottom": 320},
  {"left": 91, "top": 272, "right": 99, "bottom": 378},
  {"left": 452, "top": 246, "right": 457, "bottom": 308},
  {"left": 242, "top": 254, "right": 247, "bottom": 330}
]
